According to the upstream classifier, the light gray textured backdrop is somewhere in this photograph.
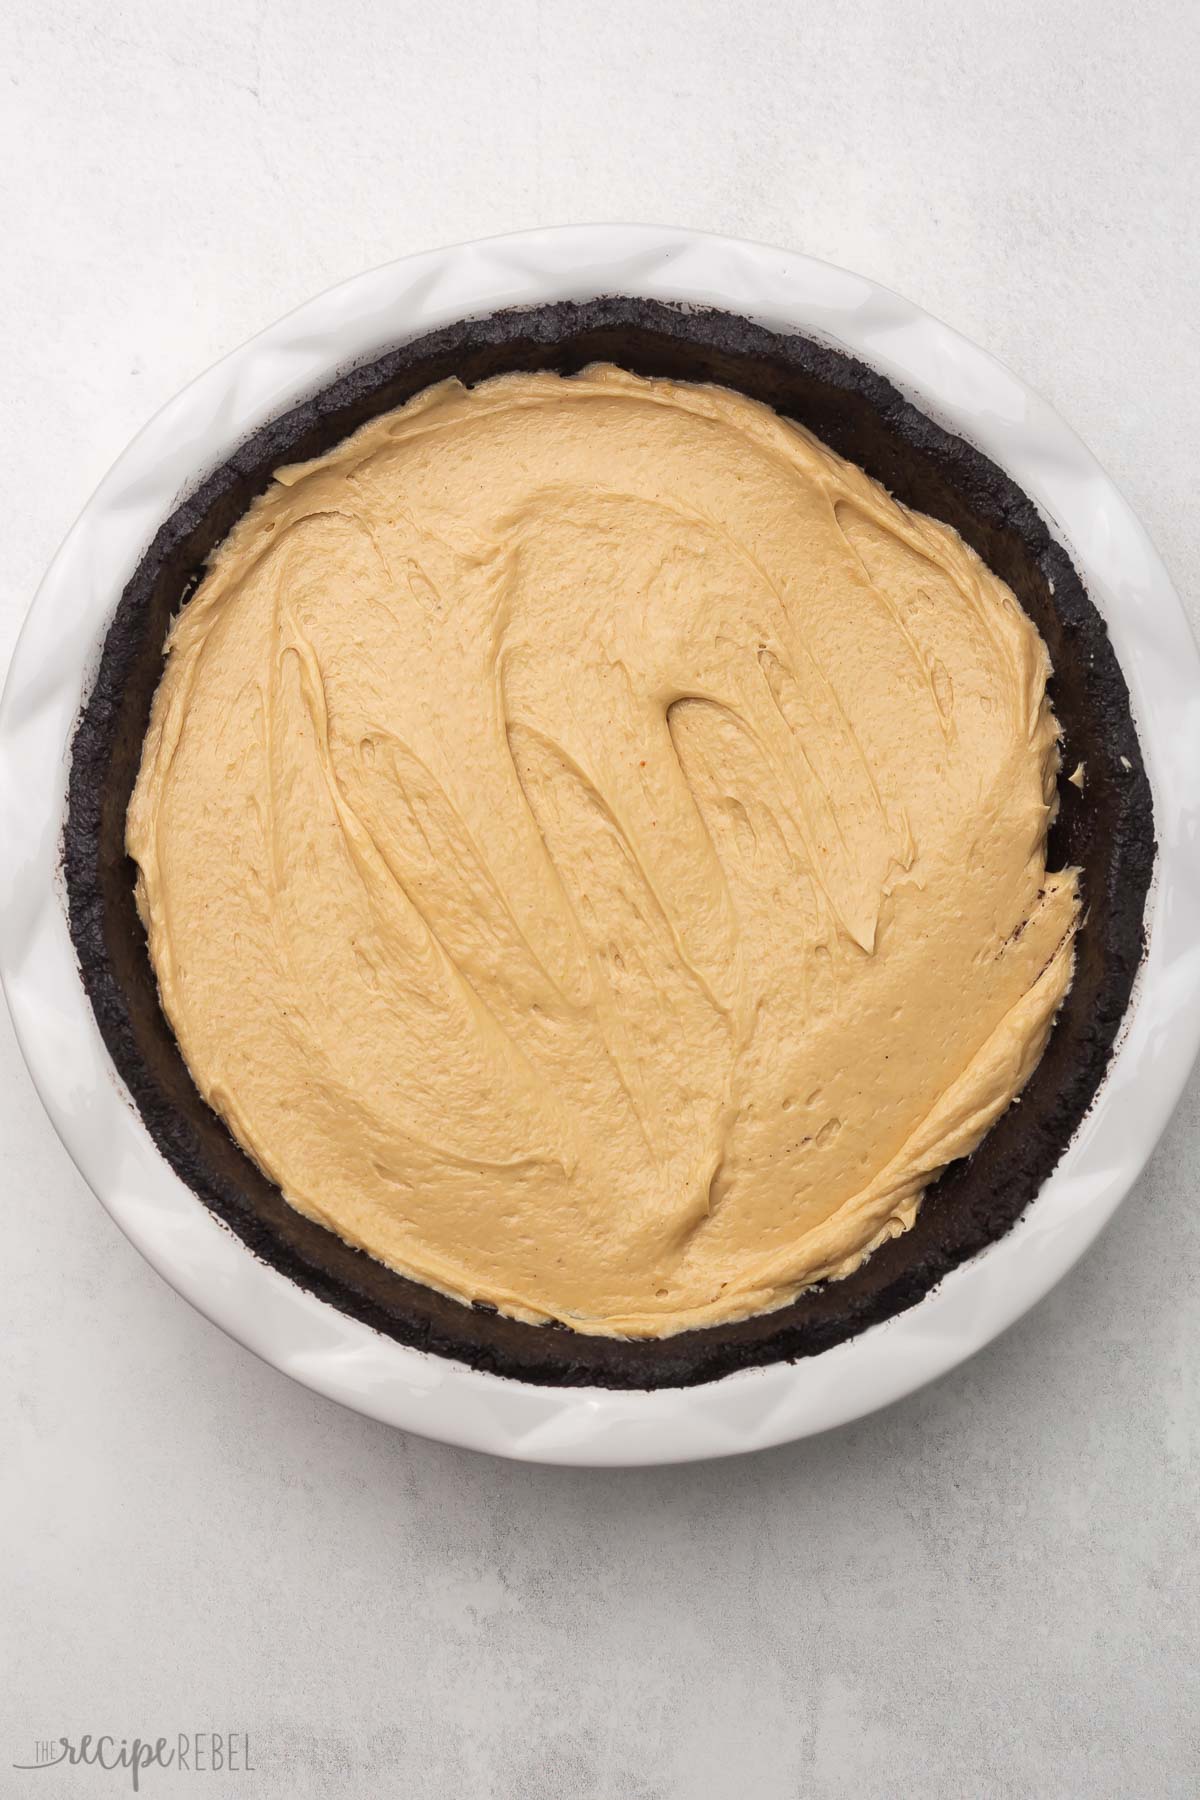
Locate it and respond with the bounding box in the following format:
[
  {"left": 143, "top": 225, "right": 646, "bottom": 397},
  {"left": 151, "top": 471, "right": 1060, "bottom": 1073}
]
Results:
[{"left": 3, "top": 3, "right": 1198, "bottom": 1796}]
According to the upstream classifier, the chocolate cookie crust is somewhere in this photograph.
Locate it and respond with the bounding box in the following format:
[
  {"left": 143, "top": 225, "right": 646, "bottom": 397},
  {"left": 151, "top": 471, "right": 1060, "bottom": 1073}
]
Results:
[{"left": 64, "top": 298, "right": 1155, "bottom": 1389}]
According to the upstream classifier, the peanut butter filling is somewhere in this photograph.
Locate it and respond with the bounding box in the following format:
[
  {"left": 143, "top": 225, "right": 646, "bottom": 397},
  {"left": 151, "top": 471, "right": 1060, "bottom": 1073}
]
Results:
[{"left": 128, "top": 367, "right": 1079, "bottom": 1337}]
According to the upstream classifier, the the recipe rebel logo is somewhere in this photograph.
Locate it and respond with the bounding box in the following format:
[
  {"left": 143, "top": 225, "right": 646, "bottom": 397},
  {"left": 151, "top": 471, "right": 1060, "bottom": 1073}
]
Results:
[{"left": 12, "top": 1732, "right": 254, "bottom": 1790}]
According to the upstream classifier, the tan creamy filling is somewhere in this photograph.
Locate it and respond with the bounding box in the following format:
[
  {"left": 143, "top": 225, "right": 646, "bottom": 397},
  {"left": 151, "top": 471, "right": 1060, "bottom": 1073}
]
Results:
[{"left": 128, "top": 367, "right": 1079, "bottom": 1337}]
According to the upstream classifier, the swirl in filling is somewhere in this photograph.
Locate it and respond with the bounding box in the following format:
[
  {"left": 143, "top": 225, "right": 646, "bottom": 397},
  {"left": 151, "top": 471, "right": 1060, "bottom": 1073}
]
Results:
[{"left": 128, "top": 367, "right": 1079, "bottom": 1336}]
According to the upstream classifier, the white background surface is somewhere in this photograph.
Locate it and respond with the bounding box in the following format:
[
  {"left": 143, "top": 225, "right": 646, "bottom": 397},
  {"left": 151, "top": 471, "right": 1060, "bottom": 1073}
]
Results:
[{"left": 3, "top": 3, "right": 1198, "bottom": 1796}]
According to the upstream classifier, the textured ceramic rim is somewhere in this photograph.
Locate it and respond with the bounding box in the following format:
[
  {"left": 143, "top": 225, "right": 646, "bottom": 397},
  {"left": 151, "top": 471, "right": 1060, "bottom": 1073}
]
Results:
[{"left": 3, "top": 225, "right": 1198, "bottom": 1466}]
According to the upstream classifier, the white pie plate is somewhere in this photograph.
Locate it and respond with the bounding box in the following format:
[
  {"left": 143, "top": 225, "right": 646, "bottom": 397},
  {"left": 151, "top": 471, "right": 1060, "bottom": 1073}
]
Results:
[{"left": 3, "top": 225, "right": 1198, "bottom": 1466}]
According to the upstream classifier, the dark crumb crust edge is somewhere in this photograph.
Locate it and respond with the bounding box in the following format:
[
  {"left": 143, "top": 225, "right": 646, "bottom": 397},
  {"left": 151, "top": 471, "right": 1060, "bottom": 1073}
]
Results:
[{"left": 64, "top": 297, "right": 1155, "bottom": 1390}]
